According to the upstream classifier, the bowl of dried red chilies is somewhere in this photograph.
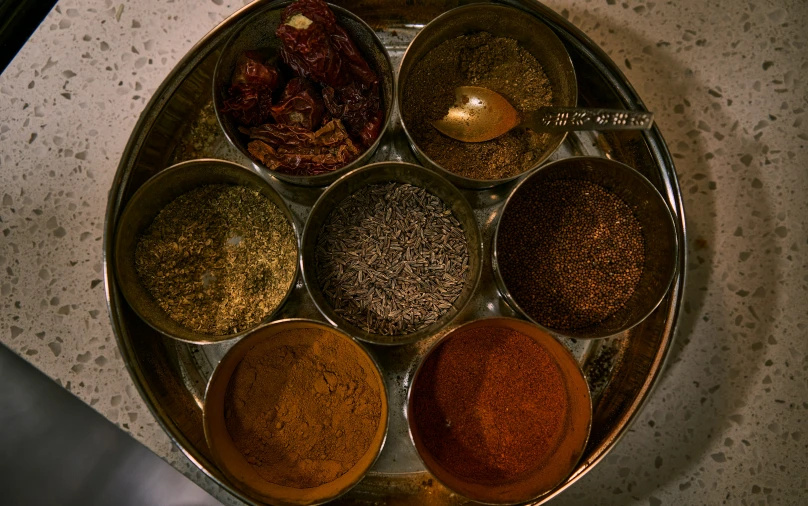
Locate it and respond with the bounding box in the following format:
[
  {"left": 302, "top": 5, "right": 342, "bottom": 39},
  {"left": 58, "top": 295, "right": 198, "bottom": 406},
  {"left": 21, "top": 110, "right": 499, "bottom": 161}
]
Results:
[{"left": 213, "top": 0, "right": 394, "bottom": 186}]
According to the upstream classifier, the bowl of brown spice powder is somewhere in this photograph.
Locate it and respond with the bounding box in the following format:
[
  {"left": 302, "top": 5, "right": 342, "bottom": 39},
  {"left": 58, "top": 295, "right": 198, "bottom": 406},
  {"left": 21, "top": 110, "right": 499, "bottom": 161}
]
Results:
[
  {"left": 398, "top": 3, "right": 577, "bottom": 189},
  {"left": 204, "top": 319, "right": 388, "bottom": 505},
  {"left": 301, "top": 161, "right": 483, "bottom": 345},
  {"left": 407, "top": 317, "right": 592, "bottom": 505},
  {"left": 493, "top": 156, "right": 679, "bottom": 339},
  {"left": 113, "top": 159, "right": 299, "bottom": 344}
]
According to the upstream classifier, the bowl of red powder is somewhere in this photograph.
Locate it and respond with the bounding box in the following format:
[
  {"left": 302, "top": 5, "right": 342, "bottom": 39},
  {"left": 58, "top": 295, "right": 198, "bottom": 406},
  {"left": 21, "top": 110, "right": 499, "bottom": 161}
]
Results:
[
  {"left": 203, "top": 319, "right": 388, "bottom": 505},
  {"left": 407, "top": 317, "right": 591, "bottom": 505}
]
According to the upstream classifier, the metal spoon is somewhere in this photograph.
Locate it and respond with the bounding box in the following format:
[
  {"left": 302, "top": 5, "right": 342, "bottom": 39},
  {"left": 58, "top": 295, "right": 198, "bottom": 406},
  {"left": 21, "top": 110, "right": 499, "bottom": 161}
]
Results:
[{"left": 432, "top": 86, "right": 655, "bottom": 143}]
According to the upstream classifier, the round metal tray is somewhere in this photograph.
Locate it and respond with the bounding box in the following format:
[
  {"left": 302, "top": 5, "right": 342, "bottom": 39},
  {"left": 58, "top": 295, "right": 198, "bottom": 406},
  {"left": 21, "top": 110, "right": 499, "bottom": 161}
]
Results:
[{"left": 103, "top": 1, "right": 686, "bottom": 504}]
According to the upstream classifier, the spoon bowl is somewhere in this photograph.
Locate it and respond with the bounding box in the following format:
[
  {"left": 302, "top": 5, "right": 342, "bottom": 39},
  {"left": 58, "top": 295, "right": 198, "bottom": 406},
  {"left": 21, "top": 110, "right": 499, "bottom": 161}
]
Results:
[{"left": 433, "top": 86, "right": 655, "bottom": 143}]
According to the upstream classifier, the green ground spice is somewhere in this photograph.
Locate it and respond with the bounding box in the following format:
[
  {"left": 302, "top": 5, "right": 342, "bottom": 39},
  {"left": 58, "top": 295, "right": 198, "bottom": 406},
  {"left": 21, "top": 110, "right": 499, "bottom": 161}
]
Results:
[{"left": 135, "top": 184, "right": 297, "bottom": 334}]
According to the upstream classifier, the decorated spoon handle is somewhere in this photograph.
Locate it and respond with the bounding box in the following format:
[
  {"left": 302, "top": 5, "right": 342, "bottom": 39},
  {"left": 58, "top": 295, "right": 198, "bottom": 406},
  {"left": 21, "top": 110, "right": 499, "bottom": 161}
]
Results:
[{"left": 525, "top": 107, "right": 654, "bottom": 133}]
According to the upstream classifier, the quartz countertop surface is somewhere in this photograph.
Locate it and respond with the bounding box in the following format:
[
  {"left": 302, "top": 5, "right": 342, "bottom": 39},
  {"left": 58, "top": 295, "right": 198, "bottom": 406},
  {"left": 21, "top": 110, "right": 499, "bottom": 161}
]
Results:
[{"left": 1, "top": 0, "right": 806, "bottom": 504}]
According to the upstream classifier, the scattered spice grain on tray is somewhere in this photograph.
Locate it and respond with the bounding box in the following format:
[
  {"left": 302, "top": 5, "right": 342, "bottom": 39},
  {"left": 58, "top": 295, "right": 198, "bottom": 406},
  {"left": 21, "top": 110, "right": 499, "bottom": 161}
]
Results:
[
  {"left": 224, "top": 327, "right": 382, "bottom": 488},
  {"left": 497, "top": 179, "right": 645, "bottom": 329},
  {"left": 134, "top": 184, "right": 297, "bottom": 335},
  {"left": 403, "top": 31, "right": 553, "bottom": 180},
  {"left": 315, "top": 182, "right": 469, "bottom": 335}
]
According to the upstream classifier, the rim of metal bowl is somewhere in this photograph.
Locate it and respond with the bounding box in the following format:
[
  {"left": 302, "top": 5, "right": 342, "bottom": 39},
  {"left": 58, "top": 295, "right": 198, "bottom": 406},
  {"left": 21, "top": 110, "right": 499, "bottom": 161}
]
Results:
[
  {"left": 396, "top": 3, "right": 578, "bottom": 190},
  {"left": 203, "top": 318, "right": 390, "bottom": 505},
  {"left": 405, "top": 316, "right": 593, "bottom": 505},
  {"left": 300, "top": 161, "right": 484, "bottom": 346},
  {"left": 491, "top": 156, "right": 679, "bottom": 340},
  {"left": 112, "top": 158, "right": 301, "bottom": 344},
  {"left": 212, "top": 1, "right": 395, "bottom": 187}
]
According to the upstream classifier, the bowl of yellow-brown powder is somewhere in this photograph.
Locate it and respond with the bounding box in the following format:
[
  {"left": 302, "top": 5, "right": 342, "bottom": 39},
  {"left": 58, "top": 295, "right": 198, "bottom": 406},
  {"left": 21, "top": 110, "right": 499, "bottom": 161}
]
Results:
[{"left": 203, "top": 319, "right": 388, "bottom": 505}]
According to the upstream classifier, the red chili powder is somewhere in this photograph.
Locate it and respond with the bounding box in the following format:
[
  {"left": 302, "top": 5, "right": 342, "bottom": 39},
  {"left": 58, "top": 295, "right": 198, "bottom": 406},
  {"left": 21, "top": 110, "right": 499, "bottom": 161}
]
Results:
[{"left": 411, "top": 326, "right": 570, "bottom": 485}]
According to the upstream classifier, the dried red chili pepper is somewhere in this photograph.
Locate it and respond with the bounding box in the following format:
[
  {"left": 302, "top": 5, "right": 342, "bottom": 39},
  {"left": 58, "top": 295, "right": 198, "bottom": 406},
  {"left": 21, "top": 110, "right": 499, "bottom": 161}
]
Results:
[
  {"left": 222, "top": 51, "right": 284, "bottom": 127},
  {"left": 231, "top": 50, "right": 284, "bottom": 89},
  {"left": 241, "top": 123, "right": 314, "bottom": 146},
  {"left": 270, "top": 78, "right": 325, "bottom": 131},
  {"left": 243, "top": 119, "right": 361, "bottom": 175},
  {"left": 276, "top": 0, "right": 383, "bottom": 147},
  {"left": 327, "top": 23, "right": 377, "bottom": 88},
  {"left": 276, "top": 0, "right": 346, "bottom": 87},
  {"left": 323, "top": 81, "right": 382, "bottom": 147}
]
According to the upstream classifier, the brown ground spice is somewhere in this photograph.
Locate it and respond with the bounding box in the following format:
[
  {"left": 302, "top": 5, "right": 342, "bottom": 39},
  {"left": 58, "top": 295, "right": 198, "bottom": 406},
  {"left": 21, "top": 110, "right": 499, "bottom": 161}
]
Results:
[
  {"left": 402, "top": 32, "right": 553, "bottom": 180},
  {"left": 411, "top": 326, "right": 569, "bottom": 484},
  {"left": 224, "top": 328, "right": 382, "bottom": 488}
]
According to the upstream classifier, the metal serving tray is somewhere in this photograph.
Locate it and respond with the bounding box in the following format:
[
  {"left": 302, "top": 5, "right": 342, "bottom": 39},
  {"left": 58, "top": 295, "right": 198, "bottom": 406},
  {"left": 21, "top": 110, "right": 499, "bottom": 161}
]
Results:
[{"left": 103, "top": 1, "right": 686, "bottom": 504}]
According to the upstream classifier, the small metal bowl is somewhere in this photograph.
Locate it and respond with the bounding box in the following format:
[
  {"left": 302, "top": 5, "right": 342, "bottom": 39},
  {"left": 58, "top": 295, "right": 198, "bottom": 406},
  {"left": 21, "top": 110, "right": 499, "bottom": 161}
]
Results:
[
  {"left": 301, "top": 161, "right": 483, "bottom": 346},
  {"left": 397, "top": 3, "right": 577, "bottom": 189},
  {"left": 407, "top": 317, "right": 592, "bottom": 505},
  {"left": 213, "top": 1, "right": 395, "bottom": 187},
  {"left": 203, "top": 319, "right": 388, "bottom": 505},
  {"left": 493, "top": 156, "right": 679, "bottom": 339},
  {"left": 112, "top": 159, "right": 299, "bottom": 344}
]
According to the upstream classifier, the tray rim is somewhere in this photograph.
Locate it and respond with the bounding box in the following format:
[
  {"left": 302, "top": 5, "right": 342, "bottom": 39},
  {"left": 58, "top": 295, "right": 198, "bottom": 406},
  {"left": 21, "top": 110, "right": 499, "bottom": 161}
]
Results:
[{"left": 102, "top": 0, "right": 688, "bottom": 503}]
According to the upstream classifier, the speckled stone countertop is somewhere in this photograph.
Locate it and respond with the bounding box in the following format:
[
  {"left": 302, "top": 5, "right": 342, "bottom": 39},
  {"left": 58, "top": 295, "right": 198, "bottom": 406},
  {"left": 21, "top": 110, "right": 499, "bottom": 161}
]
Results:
[{"left": 1, "top": 0, "right": 805, "bottom": 504}]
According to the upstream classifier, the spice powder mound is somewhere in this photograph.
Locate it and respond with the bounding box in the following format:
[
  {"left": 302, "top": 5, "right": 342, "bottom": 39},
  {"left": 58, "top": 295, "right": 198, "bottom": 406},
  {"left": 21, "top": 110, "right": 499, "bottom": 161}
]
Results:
[
  {"left": 412, "top": 326, "right": 570, "bottom": 484},
  {"left": 497, "top": 179, "right": 645, "bottom": 330},
  {"left": 315, "top": 182, "right": 469, "bottom": 336},
  {"left": 224, "top": 327, "right": 382, "bottom": 488},
  {"left": 403, "top": 31, "right": 554, "bottom": 180},
  {"left": 134, "top": 184, "right": 297, "bottom": 335}
]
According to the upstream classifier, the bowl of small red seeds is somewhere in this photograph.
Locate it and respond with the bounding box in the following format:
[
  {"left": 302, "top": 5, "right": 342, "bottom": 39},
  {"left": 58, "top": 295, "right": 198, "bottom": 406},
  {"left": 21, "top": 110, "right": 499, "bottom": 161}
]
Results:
[{"left": 493, "top": 156, "right": 678, "bottom": 339}]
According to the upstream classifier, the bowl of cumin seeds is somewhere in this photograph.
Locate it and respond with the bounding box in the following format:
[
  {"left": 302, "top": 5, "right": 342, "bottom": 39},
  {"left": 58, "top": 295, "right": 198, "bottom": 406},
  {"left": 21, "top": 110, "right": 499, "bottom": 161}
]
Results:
[
  {"left": 301, "top": 162, "right": 482, "bottom": 345},
  {"left": 113, "top": 159, "right": 299, "bottom": 344}
]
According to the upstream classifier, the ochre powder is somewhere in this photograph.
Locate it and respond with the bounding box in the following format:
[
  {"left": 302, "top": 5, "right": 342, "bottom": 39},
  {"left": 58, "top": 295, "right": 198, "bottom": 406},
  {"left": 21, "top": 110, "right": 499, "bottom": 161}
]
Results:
[{"left": 224, "top": 328, "right": 382, "bottom": 488}]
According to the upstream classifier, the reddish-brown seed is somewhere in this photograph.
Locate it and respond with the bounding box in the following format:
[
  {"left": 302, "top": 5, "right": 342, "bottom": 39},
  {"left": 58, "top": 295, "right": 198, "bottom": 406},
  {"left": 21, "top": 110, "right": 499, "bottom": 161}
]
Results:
[
  {"left": 411, "top": 326, "right": 569, "bottom": 485},
  {"left": 497, "top": 179, "right": 645, "bottom": 330}
]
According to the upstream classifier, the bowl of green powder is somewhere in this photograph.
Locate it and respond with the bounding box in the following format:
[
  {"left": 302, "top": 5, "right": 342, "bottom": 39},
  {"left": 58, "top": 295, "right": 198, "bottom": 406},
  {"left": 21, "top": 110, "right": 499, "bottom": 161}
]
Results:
[{"left": 112, "top": 159, "right": 299, "bottom": 344}]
